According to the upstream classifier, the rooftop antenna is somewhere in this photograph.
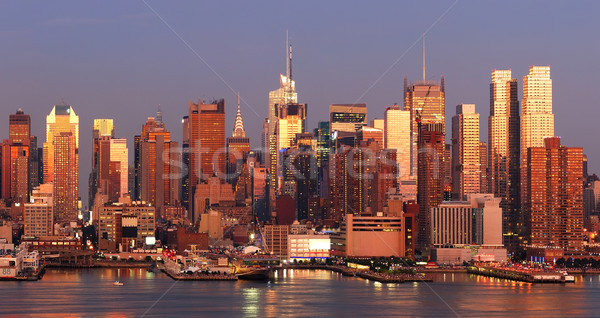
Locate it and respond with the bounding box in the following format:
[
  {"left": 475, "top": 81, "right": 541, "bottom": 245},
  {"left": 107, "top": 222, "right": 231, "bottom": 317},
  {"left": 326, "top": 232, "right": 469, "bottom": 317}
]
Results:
[
  {"left": 422, "top": 33, "right": 426, "bottom": 81},
  {"left": 286, "top": 29, "right": 290, "bottom": 80},
  {"left": 157, "top": 104, "right": 163, "bottom": 125}
]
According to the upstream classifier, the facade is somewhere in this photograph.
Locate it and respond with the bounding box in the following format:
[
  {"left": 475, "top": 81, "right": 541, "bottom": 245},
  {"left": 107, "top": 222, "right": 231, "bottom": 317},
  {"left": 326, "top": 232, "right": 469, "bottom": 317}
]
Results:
[
  {"left": 384, "top": 105, "right": 411, "bottom": 180},
  {"left": 404, "top": 77, "right": 445, "bottom": 178},
  {"left": 331, "top": 214, "right": 405, "bottom": 258},
  {"left": 98, "top": 201, "right": 156, "bottom": 251},
  {"left": 488, "top": 69, "right": 520, "bottom": 252},
  {"left": 263, "top": 224, "right": 290, "bottom": 259},
  {"left": 451, "top": 104, "right": 481, "bottom": 200},
  {"left": 430, "top": 194, "right": 503, "bottom": 247},
  {"left": 329, "top": 104, "right": 367, "bottom": 133},
  {"left": 52, "top": 132, "right": 78, "bottom": 221},
  {"left": 24, "top": 184, "right": 54, "bottom": 237},
  {"left": 1, "top": 141, "right": 30, "bottom": 202},
  {"left": 288, "top": 233, "right": 331, "bottom": 261},
  {"left": 524, "top": 137, "right": 583, "bottom": 250}
]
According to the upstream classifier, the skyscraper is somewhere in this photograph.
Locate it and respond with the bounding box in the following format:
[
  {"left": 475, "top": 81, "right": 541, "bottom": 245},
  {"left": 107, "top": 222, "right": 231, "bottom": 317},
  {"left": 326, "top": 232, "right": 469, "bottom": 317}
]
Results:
[
  {"left": 416, "top": 123, "right": 445, "bottom": 249},
  {"left": 521, "top": 66, "right": 554, "bottom": 246},
  {"left": 267, "top": 37, "right": 297, "bottom": 216},
  {"left": 384, "top": 104, "right": 411, "bottom": 180},
  {"left": 139, "top": 115, "right": 178, "bottom": 216},
  {"left": 6, "top": 109, "right": 37, "bottom": 201},
  {"left": 226, "top": 94, "right": 250, "bottom": 183},
  {"left": 404, "top": 77, "right": 445, "bottom": 179},
  {"left": 44, "top": 104, "right": 79, "bottom": 221},
  {"left": 488, "top": 69, "right": 520, "bottom": 252},
  {"left": 185, "top": 99, "right": 226, "bottom": 221},
  {"left": 451, "top": 104, "right": 481, "bottom": 200},
  {"left": 524, "top": 137, "right": 583, "bottom": 250}
]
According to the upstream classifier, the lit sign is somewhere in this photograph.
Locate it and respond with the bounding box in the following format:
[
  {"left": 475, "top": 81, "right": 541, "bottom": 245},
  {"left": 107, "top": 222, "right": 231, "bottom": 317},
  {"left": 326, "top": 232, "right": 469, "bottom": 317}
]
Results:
[
  {"left": 308, "top": 239, "right": 330, "bottom": 250},
  {"left": 145, "top": 237, "right": 156, "bottom": 245}
]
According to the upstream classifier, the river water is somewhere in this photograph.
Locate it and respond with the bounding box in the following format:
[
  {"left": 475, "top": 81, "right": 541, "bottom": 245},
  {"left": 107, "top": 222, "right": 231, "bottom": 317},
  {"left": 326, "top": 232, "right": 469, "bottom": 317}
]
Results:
[{"left": 1, "top": 268, "right": 598, "bottom": 317}]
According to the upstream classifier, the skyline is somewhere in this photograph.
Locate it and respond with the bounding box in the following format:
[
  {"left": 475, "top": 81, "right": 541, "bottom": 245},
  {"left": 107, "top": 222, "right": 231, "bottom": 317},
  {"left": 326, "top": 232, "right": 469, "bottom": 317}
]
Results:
[{"left": 1, "top": 1, "right": 599, "bottom": 204}]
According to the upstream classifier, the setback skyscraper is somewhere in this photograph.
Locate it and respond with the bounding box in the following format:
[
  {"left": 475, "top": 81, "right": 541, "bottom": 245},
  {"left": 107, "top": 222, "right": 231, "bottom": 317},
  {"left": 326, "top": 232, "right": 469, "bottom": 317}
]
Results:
[
  {"left": 44, "top": 104, "right": 79, "bottom": 221},
  {"left": 521, "top": 65, "right": 554, "bottom": 246}
]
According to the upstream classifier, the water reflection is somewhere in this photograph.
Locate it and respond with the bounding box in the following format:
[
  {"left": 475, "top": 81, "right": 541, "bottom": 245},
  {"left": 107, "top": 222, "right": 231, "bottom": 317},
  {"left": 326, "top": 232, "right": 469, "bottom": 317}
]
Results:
[{"left": 0, "top": 269, "right": 598, "bottom": 317}]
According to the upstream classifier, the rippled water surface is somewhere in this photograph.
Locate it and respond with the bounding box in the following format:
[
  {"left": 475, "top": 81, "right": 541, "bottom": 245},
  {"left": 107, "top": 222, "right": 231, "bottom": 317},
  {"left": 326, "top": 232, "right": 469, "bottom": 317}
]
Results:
[{"left": 1, "top": 268, "right": 599, "bottom": 317}]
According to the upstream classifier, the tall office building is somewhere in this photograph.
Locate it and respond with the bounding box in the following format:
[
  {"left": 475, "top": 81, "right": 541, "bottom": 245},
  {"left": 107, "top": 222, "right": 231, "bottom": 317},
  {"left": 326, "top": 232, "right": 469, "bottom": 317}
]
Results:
[
  {"left": 267, "top": 37, "right": 297, "bottom": 215},
  {"left": 184, "top": 99, "right": 226, "bottom": 221},
  {"left": 385, "top": 105, "right": 411, "bottom": 180},
  {"left": 4, "top": 109, "right": 37, "bottom": 201},
  {"left": 138, "top": 116, "right": 179, "bottom": 216},
  {"left": 451, "top": 104, "right": 481, "bottom": 201},
  {"left": 524, "top": 137, "right": 583, "bottom": 250},
  {"left": 226, "top": 94, "right": 250, "bottom": 183},
  {"left": 416, "top": 123, "right": 445, "bottom": 249},
  {"left": 488, "top": 69, "right": 521, "bottom": 251},
  {"left": 521, "top": 66, "right": 554, "bottom": 231},
  {"left": 44, "top": 104, "right": 79, "bottom": 221},
  {"left": 1, "top": 141, "right": 29, "bottom": 202},
  {"left": 404, "top": 77, "right": 445, "bottom": 179}
]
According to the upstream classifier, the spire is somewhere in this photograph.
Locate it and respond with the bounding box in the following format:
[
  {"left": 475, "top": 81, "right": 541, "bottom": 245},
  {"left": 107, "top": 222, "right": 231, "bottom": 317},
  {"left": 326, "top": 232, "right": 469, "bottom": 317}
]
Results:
[
  {"left": 286, "top": 29, "right": 290, "bottom": 80},
  {"left": 156, "top": 104, "right": 163, "bottom": 126},
  {"left": 232, "top": 92, "right": 246, "bottom": 138},
  {"left": 422, "top": 33, "right": 426, "bottom": 81}
]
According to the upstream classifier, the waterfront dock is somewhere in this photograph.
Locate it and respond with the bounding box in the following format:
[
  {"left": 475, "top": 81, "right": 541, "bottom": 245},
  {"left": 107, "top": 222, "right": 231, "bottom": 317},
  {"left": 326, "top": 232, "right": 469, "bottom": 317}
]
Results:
[
  {"left": 280, "top": 265, "right": 433, "bottom": 283},
  {"left": 467, "top": 266, "right": 572, "bottom": 283},
  {"left": 161, "top": 268, "right": 238, "bottom": 281}
]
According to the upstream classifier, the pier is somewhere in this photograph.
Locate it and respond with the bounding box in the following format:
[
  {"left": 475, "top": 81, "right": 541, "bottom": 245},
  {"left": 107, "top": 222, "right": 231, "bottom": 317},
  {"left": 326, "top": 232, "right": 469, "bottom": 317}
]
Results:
[{"left": 467, "top": 266, "right": 572, "bottom": 283}]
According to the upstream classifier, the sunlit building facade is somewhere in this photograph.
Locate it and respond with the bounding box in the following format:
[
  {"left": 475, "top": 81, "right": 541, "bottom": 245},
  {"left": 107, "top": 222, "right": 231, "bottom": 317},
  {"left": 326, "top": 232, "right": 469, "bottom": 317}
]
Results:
[
  {"left": 186, "top": 99, "right": 226, "bottom": 221},
  {"left": 488, "top": 69, "right": 521, "bottom": 252},
  {"left": 525, "top": 137, "right": 583, "bottom": 250},
  {"left": 384, "top": 105, "right": 411, "bottom": 180},
  {"left": 404, "top": 77, "right": 445, "bottom": 179},
  {"left": 451, "top": 104, "right": 480, "bottom": 201},
  {"left": 521, "top": 66, "right": 554, "bottom": 233},
  {"left": 43, "top": 104, "right": 79, "bottom": 221},
  {"left": 139, "top": 117, "right": 179, "bottom": 216}
]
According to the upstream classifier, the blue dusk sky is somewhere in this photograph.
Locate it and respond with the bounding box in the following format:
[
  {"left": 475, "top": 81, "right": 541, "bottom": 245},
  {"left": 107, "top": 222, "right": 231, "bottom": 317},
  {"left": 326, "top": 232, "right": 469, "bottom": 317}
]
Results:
[{"left": 1, "top": 1, "right": 598, "bottom": 204}]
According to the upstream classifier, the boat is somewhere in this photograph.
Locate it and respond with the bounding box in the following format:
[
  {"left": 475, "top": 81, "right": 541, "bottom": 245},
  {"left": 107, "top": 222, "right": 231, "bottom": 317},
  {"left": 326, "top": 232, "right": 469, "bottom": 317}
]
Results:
[
  {"left": 560, "top": 271, "right": 575, "bottom": 283},
  {"left": 236, "top": 267, "right": 272, "bottom": 280},
  {"left": 113, "top": 281, "right": 124, "bottom": 286}
]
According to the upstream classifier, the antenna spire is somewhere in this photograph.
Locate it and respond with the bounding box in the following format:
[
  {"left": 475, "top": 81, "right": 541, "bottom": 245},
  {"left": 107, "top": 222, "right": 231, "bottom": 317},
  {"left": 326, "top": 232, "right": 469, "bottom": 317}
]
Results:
[
  {"left": 286, "top": 30, "right": 290, "bottom": 80},
  {"left": 157, "top": 104, "right": 163, "bottom": 125},
  {"left": 422, "top": 33, "right": 426, "bottom": 81}
]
